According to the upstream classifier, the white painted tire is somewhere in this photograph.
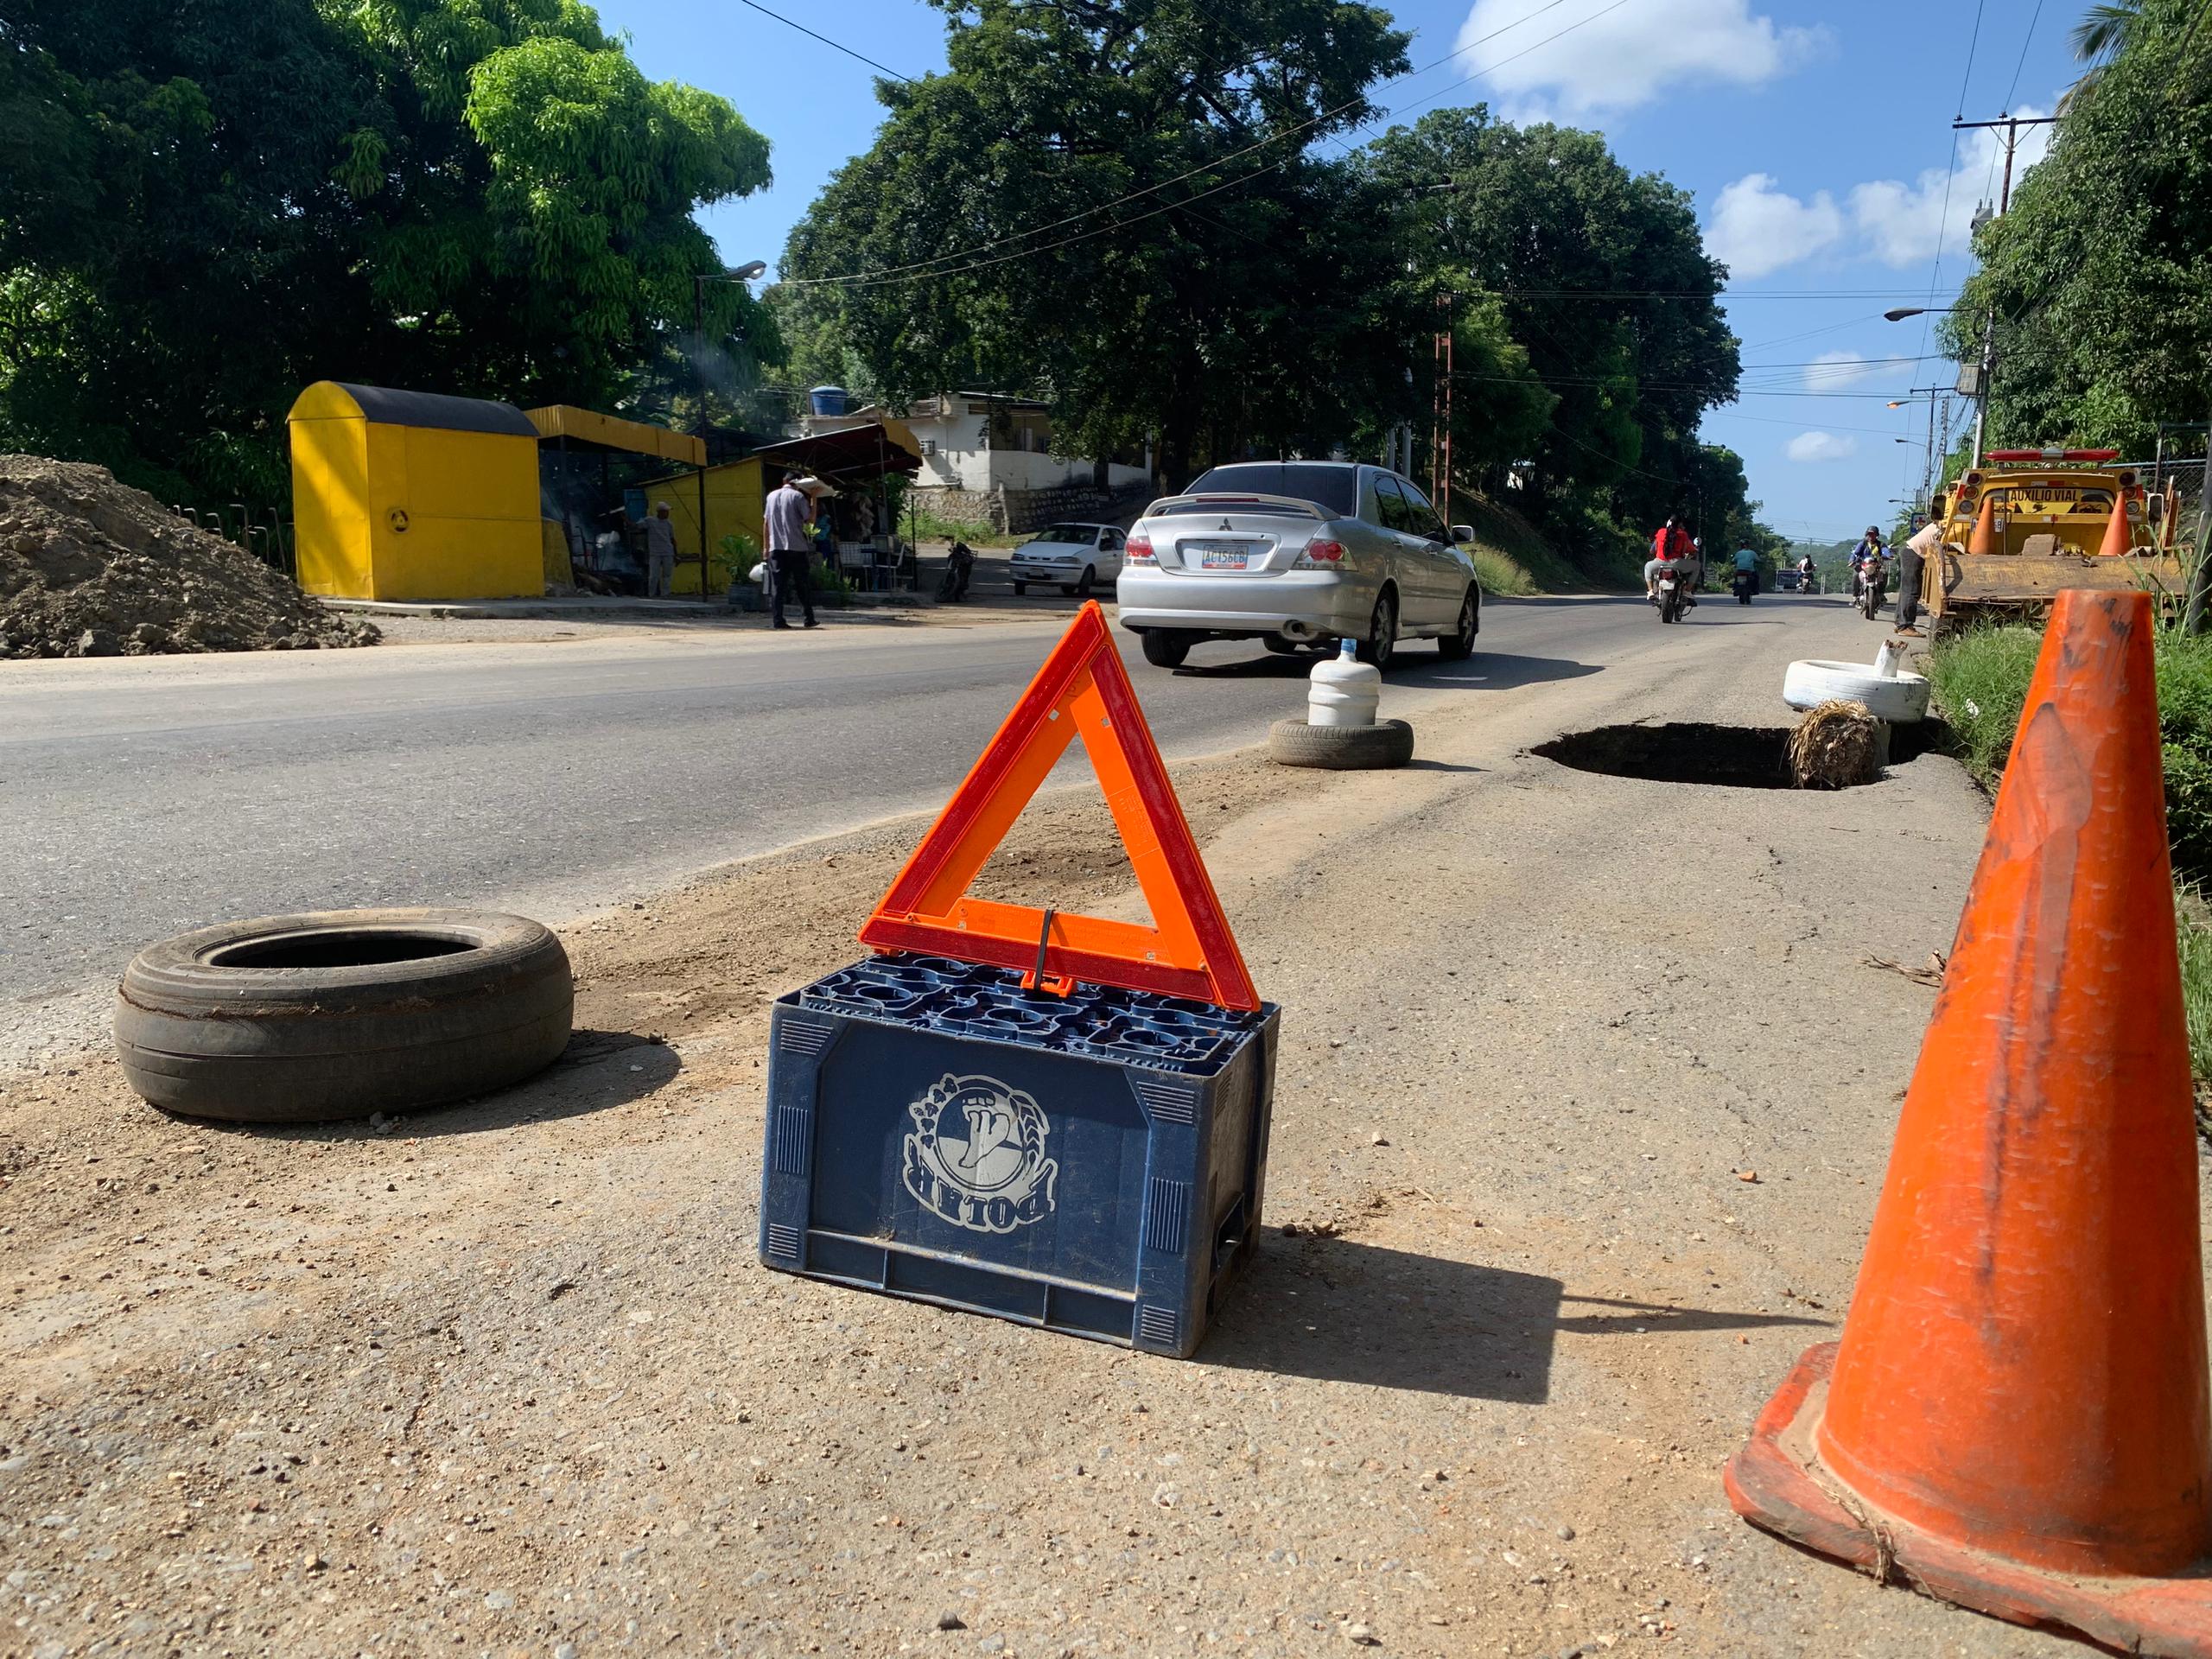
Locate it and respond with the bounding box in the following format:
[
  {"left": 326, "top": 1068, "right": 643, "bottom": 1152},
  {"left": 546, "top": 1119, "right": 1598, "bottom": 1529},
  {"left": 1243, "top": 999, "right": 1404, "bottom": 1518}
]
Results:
[{"left": 1783, "top": 658, "right": 1931, "bottom": 723}]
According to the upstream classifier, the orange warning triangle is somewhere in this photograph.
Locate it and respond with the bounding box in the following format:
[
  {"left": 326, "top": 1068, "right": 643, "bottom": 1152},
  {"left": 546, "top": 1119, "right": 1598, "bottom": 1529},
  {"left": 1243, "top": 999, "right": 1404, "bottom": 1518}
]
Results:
[{"left": 859, "top": 601, "right": 1260, "bottom": 1011}]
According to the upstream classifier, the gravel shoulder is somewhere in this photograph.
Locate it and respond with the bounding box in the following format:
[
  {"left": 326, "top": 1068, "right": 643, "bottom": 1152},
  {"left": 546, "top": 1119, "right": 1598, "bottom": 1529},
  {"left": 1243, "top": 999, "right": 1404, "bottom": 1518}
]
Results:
[{"left": 0, "top": 600, "right": 2163, "bottom": 1658}]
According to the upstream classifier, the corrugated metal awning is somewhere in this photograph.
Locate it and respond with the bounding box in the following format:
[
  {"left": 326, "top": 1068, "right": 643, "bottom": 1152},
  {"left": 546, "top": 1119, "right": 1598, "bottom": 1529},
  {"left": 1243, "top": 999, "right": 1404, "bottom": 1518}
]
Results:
[
  {"left": 525, "top": 405, "right": 707, "bottom": 467},
  {"left": 749, "top": 421, "right": 925, "bottom": 482}
]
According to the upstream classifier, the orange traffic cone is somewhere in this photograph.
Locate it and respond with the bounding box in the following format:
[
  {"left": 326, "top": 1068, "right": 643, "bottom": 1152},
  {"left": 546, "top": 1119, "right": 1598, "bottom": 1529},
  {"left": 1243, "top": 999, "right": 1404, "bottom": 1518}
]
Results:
[
  {"left": 1967, "top": 492, "right": 1997, "bottom": 556},
  {"left": 2101, "top": 490, "right": 2136, "bottom": 557},
  {"left": 1726, "top": 588, "right": 2212, "bottom": 1656}
]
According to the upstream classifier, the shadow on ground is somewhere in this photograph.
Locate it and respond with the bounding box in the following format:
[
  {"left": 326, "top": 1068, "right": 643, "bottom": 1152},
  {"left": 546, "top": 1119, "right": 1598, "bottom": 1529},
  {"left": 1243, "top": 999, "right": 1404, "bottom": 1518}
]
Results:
[
  {"left": 188, "top": 1028, "right": 683, "bottom": 1142},
  {"left": 1173, "top": 650, "right": 1603, "bottom": 692},
  {"left": 1204, "top": 1231, "right": 1825, "bottom": 1402}
]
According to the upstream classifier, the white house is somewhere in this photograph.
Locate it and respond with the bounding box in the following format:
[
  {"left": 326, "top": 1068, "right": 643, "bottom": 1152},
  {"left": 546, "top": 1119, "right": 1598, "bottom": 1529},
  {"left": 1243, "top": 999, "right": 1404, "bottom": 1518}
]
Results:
[{"left": 800, "top": 392, "right": 1149, "bottom": 496}]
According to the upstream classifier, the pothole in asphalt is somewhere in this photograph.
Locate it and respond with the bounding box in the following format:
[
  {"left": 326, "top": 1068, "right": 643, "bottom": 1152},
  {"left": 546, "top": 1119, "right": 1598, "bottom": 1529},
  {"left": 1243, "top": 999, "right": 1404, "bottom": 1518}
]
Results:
[{"left": 1531, "top": 721, "right": 1942, "bottom": 790}]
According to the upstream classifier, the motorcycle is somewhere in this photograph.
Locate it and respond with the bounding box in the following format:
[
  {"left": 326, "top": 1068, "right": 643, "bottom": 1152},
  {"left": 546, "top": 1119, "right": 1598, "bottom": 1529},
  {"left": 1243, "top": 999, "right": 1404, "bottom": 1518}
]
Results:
[
  {"left": 1651, "top": 562, "right": 1688, "bottom": 624},
  {"left": 1856, "top": 558, "right": 1887, "bottom": 620},
  {"left": 1732, "top": 569, "right": 1757, "bottom": 605},
  {"left": 936, "top": 540, "right": 975, "bottom": 602}
]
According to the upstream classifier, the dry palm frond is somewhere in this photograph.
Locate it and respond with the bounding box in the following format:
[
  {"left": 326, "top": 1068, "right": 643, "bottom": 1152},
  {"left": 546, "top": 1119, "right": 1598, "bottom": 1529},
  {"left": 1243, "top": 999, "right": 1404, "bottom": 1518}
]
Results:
[{"left": 1789, "top": 699, "right": 1879, "bottom": 789}]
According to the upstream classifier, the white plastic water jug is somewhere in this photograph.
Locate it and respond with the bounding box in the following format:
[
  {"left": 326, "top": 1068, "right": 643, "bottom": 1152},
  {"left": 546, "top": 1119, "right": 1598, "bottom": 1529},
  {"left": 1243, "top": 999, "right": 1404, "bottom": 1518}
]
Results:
[{"left": 1309, "top": 637, "right": 1381, "bottom": 728}]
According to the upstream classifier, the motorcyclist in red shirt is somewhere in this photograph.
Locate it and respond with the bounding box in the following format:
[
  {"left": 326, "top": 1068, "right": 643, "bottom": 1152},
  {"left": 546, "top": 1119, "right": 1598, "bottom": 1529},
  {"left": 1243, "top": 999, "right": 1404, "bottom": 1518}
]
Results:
[{"left": 1644, "top": 516, "right": 1699, "bottom": 603}]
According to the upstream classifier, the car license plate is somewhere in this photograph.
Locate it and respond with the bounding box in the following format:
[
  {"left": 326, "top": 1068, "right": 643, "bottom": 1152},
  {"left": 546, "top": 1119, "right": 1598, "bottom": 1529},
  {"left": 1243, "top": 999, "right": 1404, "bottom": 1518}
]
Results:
[{"left": 1187, "top": 541, "right": 1250, "bottom": 570}]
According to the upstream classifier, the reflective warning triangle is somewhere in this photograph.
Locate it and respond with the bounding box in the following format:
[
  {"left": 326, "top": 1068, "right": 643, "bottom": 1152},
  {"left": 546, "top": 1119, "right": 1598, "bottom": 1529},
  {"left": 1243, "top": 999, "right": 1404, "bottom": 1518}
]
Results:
[{"left": 859, "top": 601, "right": 1260, "bottom": 1011}]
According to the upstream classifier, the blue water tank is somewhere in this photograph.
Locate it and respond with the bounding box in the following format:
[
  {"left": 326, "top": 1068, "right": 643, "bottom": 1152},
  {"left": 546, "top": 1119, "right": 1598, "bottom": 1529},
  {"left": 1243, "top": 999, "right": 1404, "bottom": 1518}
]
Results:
[{"left": 809, "top": 385, "right": 848, "bottom": 417}]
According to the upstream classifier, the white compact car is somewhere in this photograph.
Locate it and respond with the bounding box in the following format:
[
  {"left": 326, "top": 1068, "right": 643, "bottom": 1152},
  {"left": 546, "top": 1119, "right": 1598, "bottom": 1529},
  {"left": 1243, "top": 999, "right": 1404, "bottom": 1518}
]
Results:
[
  {"left": 1010, "top": 523, "right": 1124, "bottom": 596},
  {"left": 1114, "top": 461, "right": 1479, "bottom": 669}
]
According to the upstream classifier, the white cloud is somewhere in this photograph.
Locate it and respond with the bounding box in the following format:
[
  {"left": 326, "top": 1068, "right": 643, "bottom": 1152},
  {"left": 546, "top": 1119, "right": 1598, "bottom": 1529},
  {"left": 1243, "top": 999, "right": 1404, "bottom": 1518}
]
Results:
[
  {"left": 1704, "top": 174, "right": 1842, "bottom": 279},
  {"left": 1849, "top": 108, "right": 2054, "bottom": 269},
  {"left": 1786, "top": 430, "right": 1859, "bottom": 463},
  {"left": 1455, "top": 0, "right": 1827, "bottom": 119},
  {"left": 1697, "top": 105, "right": 2056, "bottom": 280}
]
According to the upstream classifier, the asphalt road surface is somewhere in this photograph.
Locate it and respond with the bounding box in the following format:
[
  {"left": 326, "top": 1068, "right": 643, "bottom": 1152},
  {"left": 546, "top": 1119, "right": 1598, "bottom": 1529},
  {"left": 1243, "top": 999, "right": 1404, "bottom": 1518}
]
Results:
[{"left": 0, "top": 591, "right": 1840, "bottom": 1017}]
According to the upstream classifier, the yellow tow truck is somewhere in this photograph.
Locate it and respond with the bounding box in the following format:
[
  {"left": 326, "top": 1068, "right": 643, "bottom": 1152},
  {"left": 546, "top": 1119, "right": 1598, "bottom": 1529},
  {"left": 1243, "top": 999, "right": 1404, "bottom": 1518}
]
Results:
[{"left": 1922, "top": 448, "right": 2188, "bottom": 631}]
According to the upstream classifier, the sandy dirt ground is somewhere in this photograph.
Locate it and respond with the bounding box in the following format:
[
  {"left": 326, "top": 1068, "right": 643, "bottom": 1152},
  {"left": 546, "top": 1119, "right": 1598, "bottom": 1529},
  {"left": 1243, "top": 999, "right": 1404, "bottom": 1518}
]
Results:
[{"left": 3, "top": 604, "right": 2196, "bottom": 1659}]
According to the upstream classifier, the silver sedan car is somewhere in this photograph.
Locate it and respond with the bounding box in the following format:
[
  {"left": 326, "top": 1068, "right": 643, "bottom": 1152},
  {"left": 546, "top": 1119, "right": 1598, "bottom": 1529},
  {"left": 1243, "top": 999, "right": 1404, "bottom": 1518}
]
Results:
[{"left": 1114, "top": 461, "right": 1480, "bottom": 669}]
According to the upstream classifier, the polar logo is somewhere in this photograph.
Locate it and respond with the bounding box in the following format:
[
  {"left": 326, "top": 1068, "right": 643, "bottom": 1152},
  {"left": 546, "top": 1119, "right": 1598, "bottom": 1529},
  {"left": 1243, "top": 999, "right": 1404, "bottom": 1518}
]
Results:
[{"left": 902, "top": 1073, "right": 1058, "bottom": 1235}]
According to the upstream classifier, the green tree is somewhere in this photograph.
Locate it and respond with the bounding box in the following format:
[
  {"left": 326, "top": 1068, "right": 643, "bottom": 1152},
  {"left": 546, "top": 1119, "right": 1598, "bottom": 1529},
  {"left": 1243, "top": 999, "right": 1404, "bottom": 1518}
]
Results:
[
  {"left": 776, "top": 0, "right": 1410, "bottom": 486},
  {"left": 0, "top": 0, "right": 772, "bottom": 502},
  {"left": 1359, "top": 108, "right": 1742, "bottom": 562},
  {"left": 1950, "top": 0, "right": 2212, "bottom": 454}
]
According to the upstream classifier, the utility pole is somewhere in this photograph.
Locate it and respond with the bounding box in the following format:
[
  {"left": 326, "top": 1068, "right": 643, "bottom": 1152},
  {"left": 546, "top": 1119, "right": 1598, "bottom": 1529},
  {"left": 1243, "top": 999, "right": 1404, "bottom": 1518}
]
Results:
[
  {"left": 1955, "top": 114, "right": 2057, "bottom": 215},
  {"left": 1951, "top": 116, "right": 2055, "bottom": 463},
  {"left": 1429, "top": 291, "right": 1455, "bottom": 510}
]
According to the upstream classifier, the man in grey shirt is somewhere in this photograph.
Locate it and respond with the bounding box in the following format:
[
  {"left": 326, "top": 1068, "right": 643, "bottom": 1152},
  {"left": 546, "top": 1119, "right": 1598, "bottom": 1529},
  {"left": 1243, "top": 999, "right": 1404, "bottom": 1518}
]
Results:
[
  {"left": 640, "top": 500, "right": 678, "bottom": 597},
  {"left": 762, "top": 471, "right": 819, "bottom": 630}
]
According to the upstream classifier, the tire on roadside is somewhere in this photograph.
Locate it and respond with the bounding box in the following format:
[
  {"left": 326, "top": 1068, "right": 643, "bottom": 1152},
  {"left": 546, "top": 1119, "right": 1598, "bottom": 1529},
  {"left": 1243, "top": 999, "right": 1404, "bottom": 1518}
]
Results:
[
  {"left": 1782, "top": 658, "right": 1930, "bottom": 723},
  {"left": 114, "top": 908, "right": 574, "bottom": 1124},
  {"left": 1268, "top": 717, "right": 1414, "bottom": 770}
]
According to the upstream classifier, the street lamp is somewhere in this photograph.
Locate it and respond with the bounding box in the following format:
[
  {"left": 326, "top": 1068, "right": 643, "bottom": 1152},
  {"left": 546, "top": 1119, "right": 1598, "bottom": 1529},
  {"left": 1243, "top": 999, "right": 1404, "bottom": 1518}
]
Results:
[{"left": 688, "top": 260, "right": 769, "bottom": 601}]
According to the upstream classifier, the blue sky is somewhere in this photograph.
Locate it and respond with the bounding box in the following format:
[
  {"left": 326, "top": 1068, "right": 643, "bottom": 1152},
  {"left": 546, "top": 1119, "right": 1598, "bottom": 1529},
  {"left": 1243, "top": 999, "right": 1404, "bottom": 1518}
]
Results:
[{"left": 601, "top": 0, "right": 2085, "bottom": 543}]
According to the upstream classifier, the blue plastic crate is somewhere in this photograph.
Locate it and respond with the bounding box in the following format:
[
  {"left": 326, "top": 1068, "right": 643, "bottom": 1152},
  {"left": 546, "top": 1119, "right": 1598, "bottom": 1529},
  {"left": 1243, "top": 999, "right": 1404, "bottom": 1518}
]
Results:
[{"left": 758, "top": 955, "right": 1280, "bottom": 1357}]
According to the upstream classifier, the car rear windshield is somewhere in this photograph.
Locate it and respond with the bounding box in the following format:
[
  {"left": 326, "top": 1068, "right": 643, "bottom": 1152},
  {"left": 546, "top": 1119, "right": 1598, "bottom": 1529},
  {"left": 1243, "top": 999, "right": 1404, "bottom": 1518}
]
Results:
[
  {"left": 1179, "top": 463, "right": 1357, "bottom": 518},
  {"left": 1028, "top": 524, "right": 1094, "bottom": 543}
]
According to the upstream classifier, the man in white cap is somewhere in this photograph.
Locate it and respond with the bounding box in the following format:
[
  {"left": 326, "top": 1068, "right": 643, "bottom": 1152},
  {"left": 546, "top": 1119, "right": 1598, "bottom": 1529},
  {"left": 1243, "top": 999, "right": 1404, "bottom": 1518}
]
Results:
[
  {"left": 762, "top": 470, "right": 820, "bottom": 630},
  {"left": 641, "top": 500, "right": 677, "bottom": 598}
]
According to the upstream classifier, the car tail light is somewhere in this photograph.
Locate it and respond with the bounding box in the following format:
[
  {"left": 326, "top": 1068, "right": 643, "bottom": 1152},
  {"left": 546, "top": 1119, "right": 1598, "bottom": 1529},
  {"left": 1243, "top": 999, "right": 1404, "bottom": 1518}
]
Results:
[
  {"left": 1294, "top": 538, "right": 1344, "bottom": 569},
  {"left": 1124, "top": 531, "right": 1155, "bottom": 563}
]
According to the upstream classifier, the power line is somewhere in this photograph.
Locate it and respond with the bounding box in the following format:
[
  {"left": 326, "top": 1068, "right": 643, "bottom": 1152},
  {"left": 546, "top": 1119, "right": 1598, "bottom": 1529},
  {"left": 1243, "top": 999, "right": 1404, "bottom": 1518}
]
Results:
[
  {"left": 1701, "top": 408, "right": 1934, "bottom": 439},
  {"left": 780, "top": 0, "right": 1629, "bottom": 289},
  {"left": 1448, "top": 369, "right": 1923, "bottom": 399},
  {"left": 730, "top": 0, "right": 916, "bottom": 81},
  {"left": 1957, "top": 0, "right": 1988, "bottom": 120},
  {"left": 2002, "top": 0, "right": 2046, "bottom": 112}
]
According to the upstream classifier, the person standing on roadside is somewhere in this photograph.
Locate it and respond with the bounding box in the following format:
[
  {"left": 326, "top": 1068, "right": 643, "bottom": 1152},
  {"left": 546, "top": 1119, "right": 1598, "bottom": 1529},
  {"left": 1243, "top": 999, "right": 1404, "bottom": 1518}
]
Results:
[
  {"left": 1896, "top": 494, "right": 1943, "bottom": 638},
  {"left": 640, "top": 500, "right": 677, "bottom": 598},
  {"left": 762, "top": 470, "right": 820, "bottom": 631}
]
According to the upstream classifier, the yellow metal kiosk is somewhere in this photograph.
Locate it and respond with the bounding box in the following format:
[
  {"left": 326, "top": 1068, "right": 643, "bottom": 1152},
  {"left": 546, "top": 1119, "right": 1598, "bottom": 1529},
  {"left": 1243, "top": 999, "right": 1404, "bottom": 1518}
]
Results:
[{"left": 288, "top": 382, "right": 543, "bottom": 600}]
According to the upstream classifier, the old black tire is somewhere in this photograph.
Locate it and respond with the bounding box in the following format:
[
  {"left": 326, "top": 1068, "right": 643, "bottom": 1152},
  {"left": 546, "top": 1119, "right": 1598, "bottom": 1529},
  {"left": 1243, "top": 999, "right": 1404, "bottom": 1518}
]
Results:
[
  {"left": 1141, "top": 629, "right": 1192, "bottom": 668},
  {"left": 114, "top": 909, "right": 573, "bottom": 1123},
  {"left": 1268, "top": 718, "right": 1414, "bottom": 770},
  {"left": 1437, "top": 588, "right": 1478, "bottom": 659}
]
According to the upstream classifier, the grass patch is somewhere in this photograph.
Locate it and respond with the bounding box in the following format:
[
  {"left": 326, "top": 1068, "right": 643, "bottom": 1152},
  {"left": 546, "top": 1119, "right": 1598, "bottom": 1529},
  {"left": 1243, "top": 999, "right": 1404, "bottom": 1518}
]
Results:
[
  {"left": 1929, "top": 622, "right": 2212, "bottom": 1085},
  {"left": 1447, "top": 492, "right": 1613, "bottom": 593},
  {"left": 1923, "top": 625, "right": 2045, "bottom": 786},
  {"left": 906, "top": 506, "right": 1016, "bottom": 549},
  {"left": 1471, "top": 546, "right": 1538, "bottom": 596},
  {"left": 2181, "top": 887, "right": 2212, "bottom": 1119}
]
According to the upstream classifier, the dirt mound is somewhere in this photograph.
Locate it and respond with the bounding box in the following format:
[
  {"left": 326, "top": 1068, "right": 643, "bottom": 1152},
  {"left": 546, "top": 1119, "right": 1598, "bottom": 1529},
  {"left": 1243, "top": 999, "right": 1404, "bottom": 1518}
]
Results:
[{"left": 0, "top": 455, "right": 378, "bottom": 658}]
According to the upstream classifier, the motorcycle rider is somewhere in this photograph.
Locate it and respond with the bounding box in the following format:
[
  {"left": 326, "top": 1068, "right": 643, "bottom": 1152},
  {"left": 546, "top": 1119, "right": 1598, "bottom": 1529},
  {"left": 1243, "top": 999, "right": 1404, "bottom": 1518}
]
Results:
[
  {"left": 1645, "top": 515, "right": 1698, "bottom": 601},
  {"left": 1796, "top": 552, "right": 1817, "bottom": 591},
  {"left": 1732, "top": 543, "right": 1759, "bottom": 594},
  {"left": 1847, "top": 526, "right": 1884, "bottom": 597},
  {"left": 938, "top": 538, "right": 976, "bottom": 601}
]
